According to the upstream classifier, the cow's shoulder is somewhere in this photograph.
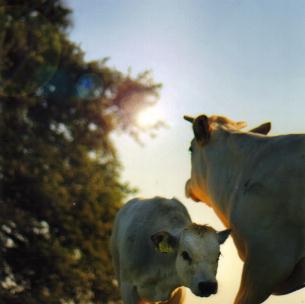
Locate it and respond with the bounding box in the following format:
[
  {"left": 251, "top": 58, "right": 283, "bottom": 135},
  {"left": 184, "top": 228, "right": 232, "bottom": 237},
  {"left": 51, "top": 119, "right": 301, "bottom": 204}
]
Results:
[{"left": 230, "top": 134, "right": 305, "bottom": 239}]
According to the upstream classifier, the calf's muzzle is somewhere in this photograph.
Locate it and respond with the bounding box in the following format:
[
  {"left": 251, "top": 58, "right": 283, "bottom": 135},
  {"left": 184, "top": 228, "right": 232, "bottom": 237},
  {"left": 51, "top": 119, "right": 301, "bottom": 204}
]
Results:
[{"left": 198, "top": 281, "right": 218, "bottom": 297}]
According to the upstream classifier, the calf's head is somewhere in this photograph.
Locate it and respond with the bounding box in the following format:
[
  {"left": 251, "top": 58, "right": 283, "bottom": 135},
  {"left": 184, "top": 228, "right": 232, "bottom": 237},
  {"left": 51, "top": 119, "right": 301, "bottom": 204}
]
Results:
[{"left": 151, "top": 224, "right": 230, "bottom": 297}]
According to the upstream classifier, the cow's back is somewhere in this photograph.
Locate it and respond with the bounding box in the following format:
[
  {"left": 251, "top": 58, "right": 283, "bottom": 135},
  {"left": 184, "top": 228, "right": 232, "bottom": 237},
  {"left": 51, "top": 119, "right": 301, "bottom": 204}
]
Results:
[
  {"left": 111, "top": 197, "right": 191, "bottom": 283},
  {"left": 251, "top": 134, "right": 305, "bottom": 181}
]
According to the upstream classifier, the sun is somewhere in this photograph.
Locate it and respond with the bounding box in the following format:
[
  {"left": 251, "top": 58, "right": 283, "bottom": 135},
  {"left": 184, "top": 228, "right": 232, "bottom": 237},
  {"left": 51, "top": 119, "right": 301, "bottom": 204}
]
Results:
[{"left": 136, "top": 106, "right": 162, "bottom": 128}]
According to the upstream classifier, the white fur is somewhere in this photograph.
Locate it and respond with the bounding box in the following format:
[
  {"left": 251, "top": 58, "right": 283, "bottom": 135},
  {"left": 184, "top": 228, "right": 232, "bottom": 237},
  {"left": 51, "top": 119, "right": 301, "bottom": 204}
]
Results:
[
  {"left": 110, "top": 197, "right": 228, "bottom": 304},
  {"left": 186, "top": 115, "right": 305, "bottom": 304}
]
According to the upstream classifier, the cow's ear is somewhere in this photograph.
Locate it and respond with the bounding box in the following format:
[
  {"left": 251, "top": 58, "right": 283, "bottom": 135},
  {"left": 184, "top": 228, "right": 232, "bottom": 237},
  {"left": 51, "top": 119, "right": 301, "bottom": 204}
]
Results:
[
  {"left": 217, "top": 229, "right": 231, "bottom": 244},
  {"left": 193, "top": 115, "right": 210, "bottom": 145},
  {"left": 249, "top": 122, "right": 271, "bottom": 135},
  {"left": 151, "top": 231, "right": 178, "bottom": 253},
  {"left": 184, "top": 115, "right": 194, "bottom": 123}
]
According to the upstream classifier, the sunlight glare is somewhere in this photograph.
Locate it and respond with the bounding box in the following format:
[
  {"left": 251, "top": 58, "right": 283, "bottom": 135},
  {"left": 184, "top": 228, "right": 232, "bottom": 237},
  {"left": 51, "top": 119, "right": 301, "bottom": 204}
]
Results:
[{"left": 137, "top": 106, "right": 162, "bottom": 128}]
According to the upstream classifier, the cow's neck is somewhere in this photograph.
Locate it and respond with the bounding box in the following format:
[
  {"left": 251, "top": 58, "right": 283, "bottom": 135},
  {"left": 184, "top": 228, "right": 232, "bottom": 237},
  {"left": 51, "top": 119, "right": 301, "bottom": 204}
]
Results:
[{"left": 205, "top": 129, "right": 263, "bottom": 225}]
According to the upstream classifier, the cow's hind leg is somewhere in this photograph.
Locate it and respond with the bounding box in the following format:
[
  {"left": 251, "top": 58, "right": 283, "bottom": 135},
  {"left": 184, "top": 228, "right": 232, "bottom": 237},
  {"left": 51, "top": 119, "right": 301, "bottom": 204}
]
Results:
[{"left": 234, "top": 249, "right": 297, "bottom": 304}]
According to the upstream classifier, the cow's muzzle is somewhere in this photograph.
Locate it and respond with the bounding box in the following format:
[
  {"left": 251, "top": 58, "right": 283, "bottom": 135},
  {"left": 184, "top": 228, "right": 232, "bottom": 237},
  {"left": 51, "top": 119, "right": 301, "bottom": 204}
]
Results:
[{"left": 185, "top": 179, "right": 200, "bottom": 202}]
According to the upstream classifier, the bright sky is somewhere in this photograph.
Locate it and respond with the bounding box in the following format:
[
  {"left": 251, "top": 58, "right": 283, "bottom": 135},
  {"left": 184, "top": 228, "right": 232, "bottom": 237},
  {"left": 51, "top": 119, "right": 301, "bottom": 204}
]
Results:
[{"left": 67, "top": 1, "right": 305, "bottom": 303}]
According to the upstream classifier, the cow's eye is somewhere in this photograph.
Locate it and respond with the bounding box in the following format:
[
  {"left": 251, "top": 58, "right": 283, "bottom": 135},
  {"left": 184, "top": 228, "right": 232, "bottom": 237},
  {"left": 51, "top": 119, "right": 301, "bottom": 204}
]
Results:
[
  {"left": 181, "top": 251, "right": 192, "bottom": 262},
  {"left": 188, "top": 146, "right": 193, "bottom": 153}
]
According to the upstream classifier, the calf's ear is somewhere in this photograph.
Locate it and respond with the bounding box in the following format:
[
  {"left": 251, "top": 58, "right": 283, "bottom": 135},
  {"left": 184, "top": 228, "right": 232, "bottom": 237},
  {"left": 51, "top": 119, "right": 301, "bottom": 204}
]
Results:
[
  {"left": 193, "top": 115, "right": 210, "bottom": 145},
  {"left": 151, "top": 231, "right": 178, "bottom": 253},
  {"left": 217, "top": 229, "right": 231, "bottom": 244}
]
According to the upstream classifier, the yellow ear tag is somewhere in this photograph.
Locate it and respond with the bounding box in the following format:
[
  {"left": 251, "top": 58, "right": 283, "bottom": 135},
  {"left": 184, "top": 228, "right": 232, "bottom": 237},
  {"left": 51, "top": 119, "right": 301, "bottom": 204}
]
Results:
[{"left": 158, "top": 240, "right": 174, "bottom": 253}]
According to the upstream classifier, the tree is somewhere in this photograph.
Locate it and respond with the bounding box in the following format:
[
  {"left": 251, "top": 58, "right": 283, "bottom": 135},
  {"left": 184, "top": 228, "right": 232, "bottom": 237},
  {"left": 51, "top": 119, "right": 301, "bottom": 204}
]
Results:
[{"left": 0, "top": 1, "right": 161, "bottom": 303}]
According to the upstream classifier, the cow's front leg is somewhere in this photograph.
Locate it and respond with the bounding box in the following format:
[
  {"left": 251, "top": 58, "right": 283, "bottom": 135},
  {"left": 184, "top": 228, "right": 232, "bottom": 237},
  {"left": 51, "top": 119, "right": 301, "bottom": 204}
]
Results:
[
  {"left": 120, "top": 282, "right": 142, "bottom": 304},
  {"left": 166, "top": 287, "right": 186, "bottom": 304},
  {"left": 234, "top": 250, "right": 296, "bottom": 304},
  {"left": 273, "top": 257, "right": 305, "bottom": 295}
]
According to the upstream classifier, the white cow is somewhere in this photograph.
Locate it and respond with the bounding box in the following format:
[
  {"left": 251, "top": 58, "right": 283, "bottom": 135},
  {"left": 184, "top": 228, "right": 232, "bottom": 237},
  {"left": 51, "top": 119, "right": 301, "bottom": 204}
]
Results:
[
  {"left": 110, "top": 196, "right": 230, "bottom": 304},
  {"left": 184, "top": 114, "right": 305, "bottom": 304}
]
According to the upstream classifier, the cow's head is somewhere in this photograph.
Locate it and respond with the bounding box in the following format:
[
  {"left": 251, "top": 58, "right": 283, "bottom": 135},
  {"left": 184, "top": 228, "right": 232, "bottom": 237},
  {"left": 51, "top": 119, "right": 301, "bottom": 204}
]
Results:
[
  {"left": 151, "top": 224, "right": 231, "bottom": 297},
  {"left": 184, "top": 114, "right": 271, "bottom": 204}
]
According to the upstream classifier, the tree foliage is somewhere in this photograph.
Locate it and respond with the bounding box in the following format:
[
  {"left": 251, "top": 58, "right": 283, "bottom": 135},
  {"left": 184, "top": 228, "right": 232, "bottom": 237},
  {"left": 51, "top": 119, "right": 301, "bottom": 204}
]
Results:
[{"left": 0, "top": 1, "right": 161, "bottom": 303}]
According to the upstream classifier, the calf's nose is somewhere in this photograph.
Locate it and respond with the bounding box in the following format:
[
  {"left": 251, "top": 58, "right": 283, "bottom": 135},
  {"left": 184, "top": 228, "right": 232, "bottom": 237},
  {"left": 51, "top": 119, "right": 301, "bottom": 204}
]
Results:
[{"left": 198, "top": 281, "right": 218, "bottom": 297}]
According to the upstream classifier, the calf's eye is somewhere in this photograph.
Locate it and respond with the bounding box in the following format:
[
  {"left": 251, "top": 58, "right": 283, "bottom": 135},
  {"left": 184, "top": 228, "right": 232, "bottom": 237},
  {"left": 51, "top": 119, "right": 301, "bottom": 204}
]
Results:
[{"left": 181, "top": 251, "right": 192, "bottom": 262}]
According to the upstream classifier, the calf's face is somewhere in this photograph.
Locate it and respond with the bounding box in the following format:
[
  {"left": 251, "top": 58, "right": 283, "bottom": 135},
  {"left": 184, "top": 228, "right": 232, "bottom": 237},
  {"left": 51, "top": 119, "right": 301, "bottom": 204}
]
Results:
[{"left": 151, "top": 225, "right": 230, "bottom": 297}]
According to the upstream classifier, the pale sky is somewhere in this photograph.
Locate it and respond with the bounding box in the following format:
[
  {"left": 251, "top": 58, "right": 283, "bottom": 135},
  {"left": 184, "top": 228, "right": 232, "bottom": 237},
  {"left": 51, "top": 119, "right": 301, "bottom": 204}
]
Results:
[{"left": 67, "top": 1, "right": 305, "bottom": 303}]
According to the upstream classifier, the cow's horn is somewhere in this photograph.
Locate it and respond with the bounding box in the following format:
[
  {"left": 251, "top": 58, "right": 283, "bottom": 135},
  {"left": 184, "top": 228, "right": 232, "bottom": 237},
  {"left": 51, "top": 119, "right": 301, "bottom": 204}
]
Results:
[{"left": 184, "top": 115, "right": 194, "bottom": 123}]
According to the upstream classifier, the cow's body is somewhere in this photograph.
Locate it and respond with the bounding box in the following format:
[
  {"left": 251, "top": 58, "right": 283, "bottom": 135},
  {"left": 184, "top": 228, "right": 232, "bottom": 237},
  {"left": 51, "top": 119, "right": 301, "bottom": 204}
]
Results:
[
  {"left": 111, "top": 197, "right": 230, "bottom": 304},
  {"left": 185, "top": 115, "right": 305, "bottom": 304}
]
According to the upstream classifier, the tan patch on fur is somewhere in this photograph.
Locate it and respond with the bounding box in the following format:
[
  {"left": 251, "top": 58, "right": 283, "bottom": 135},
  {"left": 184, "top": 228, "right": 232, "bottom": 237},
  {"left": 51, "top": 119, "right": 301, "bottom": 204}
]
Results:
[{"left": 209, "top": 115, "right": 247, "bottom": 130}]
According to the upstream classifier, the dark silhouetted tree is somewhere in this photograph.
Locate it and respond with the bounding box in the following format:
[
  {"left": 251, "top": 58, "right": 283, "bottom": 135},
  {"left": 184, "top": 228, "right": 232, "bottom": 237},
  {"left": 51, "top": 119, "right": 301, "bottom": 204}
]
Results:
[{"left": 0, "top": 1, "right": 161, "bottom": 303}]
